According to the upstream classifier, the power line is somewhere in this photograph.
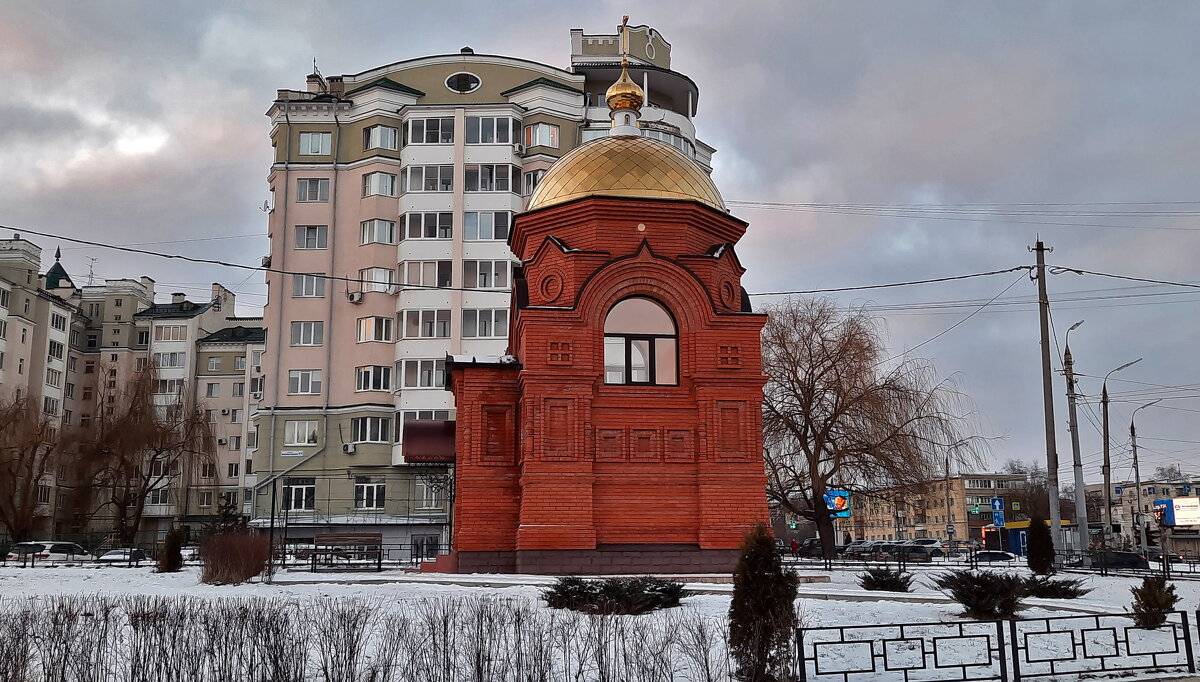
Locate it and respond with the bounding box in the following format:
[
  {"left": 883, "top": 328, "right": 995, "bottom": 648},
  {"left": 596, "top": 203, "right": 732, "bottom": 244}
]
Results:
[
  {"left": 749, "top": 266, "right": 1033, "bottom": 296},
  {"left": 1048, "top": 266, "right": 1200, "bottom": 291}
]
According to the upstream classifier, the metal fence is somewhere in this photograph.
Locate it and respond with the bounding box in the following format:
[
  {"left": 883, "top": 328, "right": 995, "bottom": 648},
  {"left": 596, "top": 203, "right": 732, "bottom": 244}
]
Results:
[{"left": 798, "top": 611, "right": 1197, "bottom": 682}]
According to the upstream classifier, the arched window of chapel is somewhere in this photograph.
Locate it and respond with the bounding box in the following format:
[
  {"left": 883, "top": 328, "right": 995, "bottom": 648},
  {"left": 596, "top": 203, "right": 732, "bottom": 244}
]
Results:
[{"left": 602, "top": 297, "right": 678, "bottom": 385}]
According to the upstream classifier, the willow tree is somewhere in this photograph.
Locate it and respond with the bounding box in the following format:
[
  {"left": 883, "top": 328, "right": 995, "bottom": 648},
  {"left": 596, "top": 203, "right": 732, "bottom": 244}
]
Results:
[
  {"left": 0, "top": 393, "right": 72, "bottom": 542},
  {"left": 67, "top": 368, "right": 216, "bottom": 544},
  {"left": 761, "top": 297, "right": 984, "bottom": 558}
]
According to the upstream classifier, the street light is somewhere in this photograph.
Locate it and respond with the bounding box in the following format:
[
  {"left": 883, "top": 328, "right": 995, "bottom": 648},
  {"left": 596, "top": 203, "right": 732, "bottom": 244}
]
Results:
[
  {"left": 1102, "top": 358, "right": 1142, "bottom": 549},
  {"left": 1062, "top": 320, "right": 1088, "bottom": 561},
  {"left": 1130, "top": 399, "right": 1162, "bottom": 556}
]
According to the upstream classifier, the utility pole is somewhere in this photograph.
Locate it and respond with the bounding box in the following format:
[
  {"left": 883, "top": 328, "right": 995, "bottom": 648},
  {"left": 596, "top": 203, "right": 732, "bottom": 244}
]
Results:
[
  {"left": 1033, "top": 240, "right": 1063, "bottom": 552},
  {"left": 1131, "top": 400, "right": 1161, "bottom": 556},
  {"left": 1102, "top": 359, "right": 1141, "bottom": 550},
  {"left": 944, "top": 454, "right": 954, "bottom": 545},
  {"left": 1063, "top": 324, "right": 1090, "bottom": 561}
]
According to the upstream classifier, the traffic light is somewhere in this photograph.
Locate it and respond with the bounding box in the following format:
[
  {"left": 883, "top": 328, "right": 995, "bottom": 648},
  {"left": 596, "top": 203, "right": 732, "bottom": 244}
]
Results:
[
  {"left": 972, "top": 506, "right": 980, "bottom": 514},
  {"left": 789, "top": 520, "right": 798, "bottom": 529}
]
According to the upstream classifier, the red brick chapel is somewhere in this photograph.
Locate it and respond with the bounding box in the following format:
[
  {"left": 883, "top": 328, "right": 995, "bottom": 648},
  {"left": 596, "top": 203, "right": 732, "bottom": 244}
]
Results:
[{"left": 435, "top": 29, "right": 770, "bottom": 574}]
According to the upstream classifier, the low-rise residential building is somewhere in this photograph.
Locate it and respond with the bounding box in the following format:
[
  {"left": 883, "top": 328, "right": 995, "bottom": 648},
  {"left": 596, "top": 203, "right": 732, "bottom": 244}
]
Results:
[
  {"left": 854, "top": 473, "right": 1030, "bottom": 542},
  {"left": 1085, "top": 477, "right": 1200, "bottom": 554}
]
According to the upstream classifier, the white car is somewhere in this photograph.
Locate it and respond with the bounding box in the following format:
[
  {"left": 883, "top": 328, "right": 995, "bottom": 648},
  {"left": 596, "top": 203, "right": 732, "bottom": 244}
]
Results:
[
  {"left": 94, "top": 548, "right": 148, "bottom": 565},
  {"left": 5, "top": 541, "right": 92, "bottom": 564}
]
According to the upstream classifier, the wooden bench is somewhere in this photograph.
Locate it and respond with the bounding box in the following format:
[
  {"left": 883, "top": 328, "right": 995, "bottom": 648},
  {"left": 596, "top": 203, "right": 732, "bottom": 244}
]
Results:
[{"left": 309, "top": 533, "right": 384, "bottom": 571}]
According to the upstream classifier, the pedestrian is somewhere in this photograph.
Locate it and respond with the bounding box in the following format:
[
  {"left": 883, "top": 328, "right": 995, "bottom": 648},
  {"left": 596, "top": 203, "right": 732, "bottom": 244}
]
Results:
[{"left": 790, "top": 538, "right": 799, "bottom": 556}]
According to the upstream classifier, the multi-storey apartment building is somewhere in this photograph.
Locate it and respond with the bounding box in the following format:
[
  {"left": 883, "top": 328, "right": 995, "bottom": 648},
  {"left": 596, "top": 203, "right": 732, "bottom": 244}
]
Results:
[
  {"left": 0, "top": 235, "right": 262, "bottom": 542},
  {"left": 253, "top": 23, "right": 713, "bottom": 547},
  {"left": 1085, "top": 477, "right": 1200, "bottom": 553},
  {"left": 853, "top": 473, "right": 1030, "bottom": 542}
]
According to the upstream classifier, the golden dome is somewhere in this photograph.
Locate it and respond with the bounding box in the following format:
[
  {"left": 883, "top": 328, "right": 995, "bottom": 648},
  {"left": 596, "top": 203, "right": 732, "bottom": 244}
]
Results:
[
  {"left": 526, "top": 135, "right": 725, "bottom": 212},
  {"left": 605, "top": 65, "right": 644, "bottom": 111}
]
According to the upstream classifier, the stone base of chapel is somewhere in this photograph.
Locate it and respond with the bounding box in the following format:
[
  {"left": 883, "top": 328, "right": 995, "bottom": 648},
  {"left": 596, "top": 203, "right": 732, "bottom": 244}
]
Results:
[{"left": 451, "top": 544, "right": 740, "bottom": 575}]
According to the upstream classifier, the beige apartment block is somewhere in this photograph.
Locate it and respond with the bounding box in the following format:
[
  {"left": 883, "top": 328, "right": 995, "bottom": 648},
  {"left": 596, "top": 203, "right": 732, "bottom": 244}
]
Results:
[
  {"left": 853, "top": 474, "right": 1029, "bottom": 542},
  {"left": 252, "top": 22, "right": 715, "bottom": 548}
]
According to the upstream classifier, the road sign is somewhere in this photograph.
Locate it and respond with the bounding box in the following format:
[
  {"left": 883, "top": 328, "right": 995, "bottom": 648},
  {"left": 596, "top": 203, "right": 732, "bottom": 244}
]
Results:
[
  {"left": 992, "top": 510, "right": 1006, "bottom": 528},
  {"left": 1012, "top": 502, "right": 1021, "bottom": 511},
  {"left": 991, "top": 497, "right": 1004, "bottom": 511},
  {"left": 946, "top": 524, "right": 956, "bottom": 535}
]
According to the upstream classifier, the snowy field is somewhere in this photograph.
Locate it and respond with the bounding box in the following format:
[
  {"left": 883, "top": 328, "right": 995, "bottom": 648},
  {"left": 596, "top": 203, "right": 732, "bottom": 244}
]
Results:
[{"left": 1, "top": 566, "right": 1198, "bottom": 681}]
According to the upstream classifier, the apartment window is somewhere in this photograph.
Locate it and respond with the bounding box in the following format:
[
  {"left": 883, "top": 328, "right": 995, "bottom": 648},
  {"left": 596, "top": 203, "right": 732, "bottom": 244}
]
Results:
[
  {"left": 198, "top": 491, "right": 213, "bottom": 508},
  {"left": 404, "top": 309, "right": 451, "bottom": 339},
  {"left": 965, "top": 479, "right": 995, "bottom": 490},
  {"left": 156, "top": 379, "right": 185, "bottom": 394},
  {"left": 247, "top": 429, "right": 258, "bottom": 449},
  {"left": 230, "top": 409, "right": 242, "bottom": 424},
  {"left": 298, "top": 131, "right": 331, "bottom": 155},
  {"left": 362, "top": 172, "right": 397, "bottom": 197},
  {"left": 0, "top": 320, "right": 6, "bottom": 339},
  {"left": 462, "top": 309, "right": 508, "bottom": 338},
  {"left": 465, "top": 116, "right": 513, "bottom": 144},
  {"left": 294, "top": 225, "right": 328, "bottom": 249},
  {"left": 355, "top": 365, "right": 392, "bottom": 392},
  {"left": 363, "top": 124, "right": 398, "bottom": 151},
  {"left": 360, "top": 219, "right": 397, "bottom": 245},
  {"left": 82, "top": 386, "right": 93, "bottom": 401},
  {"left": 463, "top": 260, "right": 510, "bottom": 289},
  {"left": 206, "top": 383, "right": 219, "bottom": 398},
  {"left": 642, "top": 128, "right": 696, "bottom": 158},
  {"left": 464, "top": 164, "right": 516, "bottom": 192},
  {"left": 48, "top": 341, "right": 65, "bottom": 360},
  {"left": 287, "top": 369, "right": 322, "bottom": 395},
  {"left": 201, "top": 462, "right": 216, "bottom": 478},
  {"left": 208, "top": 357, "right": 221, "bottom": 371},
  {"left": 252, "top": 350, "right": 264, "bottom": 366},
  {"left": 357, "top": 316, "right": 393, "bottom": 342},
  {"left": 153, "top": 352, "right": 186, "bottom": 368},
  {"left": 18, "top": 359, "right": 23, "bottom": 374},
  {"left": 283, "top": 478, "right": 315, "bottom": 511},
  {"left": 402, "top": 261, "right": 452, "bottom": 288},
  {"left": 404, "top": 117, "right": 454, "bottom": 145},
  {"left": 45, "top": 369, "right": 63, "bottom": 389},
  {"left": 64, "top": 382, "right": 74, "bottom": 398},
  {"left": 250, "top": 376, "right": 263, "bottom": 393},
  {"left": 86, "top": 333, "right": 98, "bottom": 348},
  {"left": 290, "top": 321, "right": 324, "bottom": 346},
  {"left": 995, "top": 479, "right": 1026, "bottom": 489},
  {"left": 62, "top": 410, "right": 73, "bottom": 425},
  {"left": 416, "top": 480, "right": 442, "bottom": 509},
  {"left": 524, "top": 122, "right": 559, "bottom": 148},
  {"left": 354, "top": 476, "right": 386, "bottom": 509},
  {"left": 114, "top": 298, "right": 123, "bottom": 307},
  {"left": 135, "top": 358, "right": 148, "bottom": 372},
  {"left": 147, "top": 488, "right": 170, "bottom": 506},
  {"left": 227, "top": 462, "right": 240, "bottom": 478},
  {"left": 402, "top": 165, "right": 453, "bottom": 193},
  {"left": 400, "top": 410, "right": 451, "bottom": 422},
  {"left": 401, "top": 359, "right": 445, "bottom": 388},
  {"left": 351, "top": 416, "right": 391, "bottom": 443},
  {"left": 463, "top": 211, "right": 511, "bottom": 241},
  {"left": 403, "top": 212, "right": 452, "bottom": 240},
  {"left": 154, "top": 325, "right": 187, "bottom": 341},
  {"left": 0, "top": 289, "right": 8, "bottom": 308},
  {"left": 235, "top": 356, "right": 246, "bottom": 371},
  {"left": 359, "top": 267, "right": 395, "bottom": 294},
  {"left": 523, "top": 170, "right": 547, "bottom": 195},
  {"left": 284, "top": 420, "right": 318, "bottom": 446},
  {"left": 229, "top": 436, "right": 242, "bottom": 452},
  {"left": 43, "top": 397, "right": 60, "bottom": 416},
  {"left": 136, "top": 330, "right": 149, "bottom": 345},
  {"left": 292, "top": 274, "right": 327, "bottom": 298},
  {"left": 297, "top": 178, "right": 329, "bottom": 202},
  {"left": 50, "top": 312, "right": 68, "bottom": 331}
]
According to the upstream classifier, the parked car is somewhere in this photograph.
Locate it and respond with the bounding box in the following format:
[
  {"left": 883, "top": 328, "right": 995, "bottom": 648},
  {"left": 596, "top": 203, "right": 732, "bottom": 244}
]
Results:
[
  {"left": 796, "top": 538, "right": 825, "bottom": 558},
  {"left": 901, "top": 539, "right": 947, "bottom": 558},
  {"left": 840, "top": 540, "right": 869, "bottom": 556},
  {"left": 845, "top": 541, "right": 880, "bottom": 559},
  {"left": 94, "top": 548, "right": 148, "bottom": 565},
  {"left": 4, "top": 541, "right": 92, "bottom": 564},
  {"left": 180, "top": 546, "right": 200, "bottom": 563},
  {"left": 972, "top": 550, "right": 1019, "bottom": 563}
]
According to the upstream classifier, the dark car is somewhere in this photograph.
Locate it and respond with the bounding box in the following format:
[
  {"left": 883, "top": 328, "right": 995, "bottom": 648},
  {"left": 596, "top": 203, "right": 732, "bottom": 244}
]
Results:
[
  {"left": 796, "top": 538, "right": 825, "bottom": 558},
  {"left": 973, "top": 550, "right": 1018, "bottom": 563},
  {"left": 95, "top": 548, "right": 148, "bottom": 564},
  {"left": 1146, "top": 547, "right": 1185, "bottom": 564},
  {"left": 1071, "top": 551, "right": 1150, "bottom": 570}
]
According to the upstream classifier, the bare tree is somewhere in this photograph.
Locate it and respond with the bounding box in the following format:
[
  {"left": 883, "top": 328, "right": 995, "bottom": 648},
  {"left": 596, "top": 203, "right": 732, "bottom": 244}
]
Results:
[
  {"left": 66, "top": 368, "right": 215, "bottom": 544},
  {"left": 1153, "top": 464, "right": 1183, "bottom": 481},
  {"left": 0, "top": 393, "right": 72, "bottom": 542},
  {"left": 761, "top": 297, "right": 985, "bottom": 558}
]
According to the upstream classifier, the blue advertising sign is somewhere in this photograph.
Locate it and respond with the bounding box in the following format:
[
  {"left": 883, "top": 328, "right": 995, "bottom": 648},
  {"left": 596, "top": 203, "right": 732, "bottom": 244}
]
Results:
[
  {"left": 992, "top": 510, "right": 1006, "bottom": 528},
  {"left": 991, "top": 497, "right": 1005, "bottom": 511},
  {"left": 1156, "top": 498, "right": 1200, "bottom": 527},
  {"left": 824, "top": 489, "right": 852, "bottom": 518},
  {"left": 1154, "top": 499, "right": 1171, "bottom": 526}
]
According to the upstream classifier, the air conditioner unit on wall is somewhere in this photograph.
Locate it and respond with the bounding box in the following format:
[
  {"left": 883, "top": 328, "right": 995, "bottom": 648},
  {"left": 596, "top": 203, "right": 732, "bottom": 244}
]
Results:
[
  {"left": 342, "top": 443, "right": 356, "bottom": 455},
  {"left": 220, "top": 409, "right": 230, "bottom": 415},
  {"left": 348, "top": 291, "right": 364, "bottom": 304},
  {"left": 251, "top": 392, "right": 263, "bottom": 401},
  {"left": 513, "top": 143, "right": 525, "bottom": 155},
  {"left": 261, "top": 255, "right": 271, "bottom": 268}
]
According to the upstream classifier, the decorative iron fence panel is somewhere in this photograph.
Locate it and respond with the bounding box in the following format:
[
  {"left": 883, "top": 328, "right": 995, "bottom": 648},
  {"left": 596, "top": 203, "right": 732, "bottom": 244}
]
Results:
[
  {"left": 1008, "top": 610, "right": 1195, "bottom": 680},
  {"left": 797, "top": 620, "right": 1007, "bottom": 682}
]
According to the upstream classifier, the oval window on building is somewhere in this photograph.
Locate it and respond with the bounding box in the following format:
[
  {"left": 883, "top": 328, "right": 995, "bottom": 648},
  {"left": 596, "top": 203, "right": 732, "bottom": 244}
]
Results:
[{"left": 445, "top": 72, "right": 481, "bottom": 94}]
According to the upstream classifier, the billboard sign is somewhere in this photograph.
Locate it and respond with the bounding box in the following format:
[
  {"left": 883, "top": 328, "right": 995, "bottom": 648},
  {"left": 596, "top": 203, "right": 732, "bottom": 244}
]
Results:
[
  {"left": 1159, "top": 497, "right": 1200, "bottom": 527},
  {"left": 823, "top": 489, "right": 851, "bottom": 518}
]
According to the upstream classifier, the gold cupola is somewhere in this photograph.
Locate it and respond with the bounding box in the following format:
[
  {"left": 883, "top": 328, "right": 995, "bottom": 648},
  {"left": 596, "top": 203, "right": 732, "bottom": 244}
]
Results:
[{"left": 606, "top": 16, "right": 644, "bottom": 133}]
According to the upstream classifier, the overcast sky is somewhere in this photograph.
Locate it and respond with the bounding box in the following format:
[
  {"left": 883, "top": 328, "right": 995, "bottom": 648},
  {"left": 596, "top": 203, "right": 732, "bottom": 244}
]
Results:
[{"left": 3, "top": 1, "right": 1199, "bottom": 483}]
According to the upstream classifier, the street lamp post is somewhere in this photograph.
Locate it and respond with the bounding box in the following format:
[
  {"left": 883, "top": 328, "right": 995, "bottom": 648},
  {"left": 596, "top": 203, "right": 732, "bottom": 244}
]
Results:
[
  {"left": 1063, "top": 320, "right": 1089, "bottom": 561},
  {"left": 1131, "top": 399, "right": 1161, "bottom": 557},
  {"left": 1102, "top": 358, "right": 1141, "bottom": 549}
]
